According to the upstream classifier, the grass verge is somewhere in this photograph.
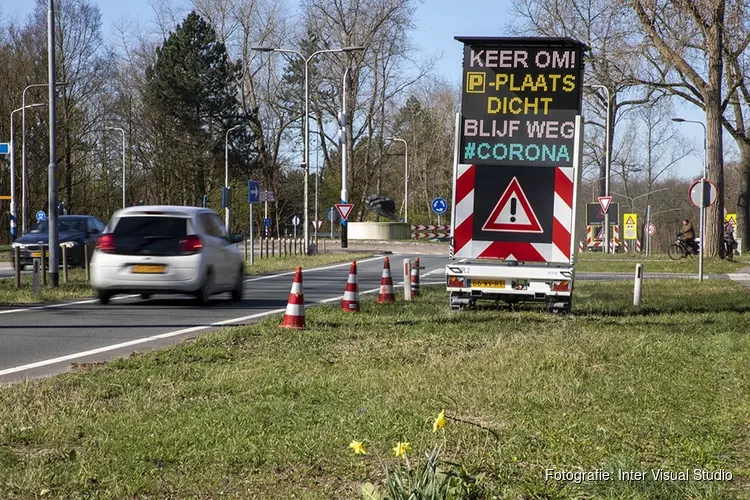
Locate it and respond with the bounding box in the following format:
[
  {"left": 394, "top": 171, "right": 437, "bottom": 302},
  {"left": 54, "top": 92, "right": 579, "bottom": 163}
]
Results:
[
  {"left": 576, "top": 250, "right": 750, "bottom": 274},
  {"left": 0, "top": 282, "right": 748, "bottom": 497},
  {"left": 0, "top": 253, "right": 373, "bottom": 306}
]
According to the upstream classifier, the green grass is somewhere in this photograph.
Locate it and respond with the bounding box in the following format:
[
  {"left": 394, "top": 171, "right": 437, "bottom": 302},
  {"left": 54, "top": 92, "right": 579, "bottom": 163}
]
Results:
[
  {"left": 0, "top": 282, "right": 749, "bottom": 498},
  {"left": 0, "top": 253, "right": 373, "bottom": 306},
  {"left": 576, "top": 250, "right": 750, "bottom": 274}
]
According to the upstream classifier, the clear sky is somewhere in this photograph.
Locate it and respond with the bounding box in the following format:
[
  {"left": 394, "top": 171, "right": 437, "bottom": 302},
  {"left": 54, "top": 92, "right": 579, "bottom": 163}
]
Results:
[{"left": 3, "top": 0, "right": 708, "bottom": 181}]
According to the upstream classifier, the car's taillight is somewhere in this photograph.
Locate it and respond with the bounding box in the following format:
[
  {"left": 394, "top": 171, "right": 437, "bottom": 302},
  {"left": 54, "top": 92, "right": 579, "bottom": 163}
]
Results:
[
  {"left": 96, "top": 234, "right": 116, "bottom": 253},
  {"left": 180, "top": 234, "right": 203, "bottom": 254}
]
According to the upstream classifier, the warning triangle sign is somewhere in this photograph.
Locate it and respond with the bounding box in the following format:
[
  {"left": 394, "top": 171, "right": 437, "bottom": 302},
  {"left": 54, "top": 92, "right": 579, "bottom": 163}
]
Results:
[
  {"left": 482, "top": 177, "right": 543, "bottom": 233},
  {"left": 335, "top": 203, "right": 354, "bottom": 221},
  {"left": 598, "top": 196, "right": 612, "bottom": 214},
  {"left": 625, "top": 216, "right": 635, "bottom": 224}
]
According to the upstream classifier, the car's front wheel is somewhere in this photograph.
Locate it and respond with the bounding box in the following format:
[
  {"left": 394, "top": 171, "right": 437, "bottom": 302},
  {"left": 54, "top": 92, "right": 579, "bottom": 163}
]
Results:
[
  {"left": 97, "top": 289, "right": 112, "bottom": 305},
  {"left": 231, "top": 265, "right": 244, "bottom": 301}
]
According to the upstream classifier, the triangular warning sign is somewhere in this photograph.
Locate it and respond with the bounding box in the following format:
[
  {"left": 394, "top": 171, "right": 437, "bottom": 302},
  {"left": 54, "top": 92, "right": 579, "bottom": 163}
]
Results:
[
  {"left": 625, "top": 216, "right": 635, "bottom": 225},
  {"left": 597, "top": 226, "right": 605, "bottom": 239},
  {"left": 335, "top": 203, "right": 354, "bottom": 221},
  {"left": 482, "top": 177, "right": 543, "bottom": 233},
  {"left": 598, "top": 196, "right": 612, "bottom": 214}
]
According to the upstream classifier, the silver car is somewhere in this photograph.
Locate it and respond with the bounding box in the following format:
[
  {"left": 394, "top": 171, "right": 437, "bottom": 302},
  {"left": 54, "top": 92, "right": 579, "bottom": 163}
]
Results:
[{"left": 90, "top": 206, "right": 245, "bottom": 305}]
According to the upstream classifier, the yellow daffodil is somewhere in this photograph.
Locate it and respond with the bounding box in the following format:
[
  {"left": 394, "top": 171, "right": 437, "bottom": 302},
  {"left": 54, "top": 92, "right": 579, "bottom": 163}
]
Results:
[
  {"left": 349, "top": 440, "right": 367, "bottom": 455},
  {"left": 392, "top": 441, "right": 411, "bottom": 458},
  {"left": 433, "top": 409, "right": 446, "bottom": 432}
]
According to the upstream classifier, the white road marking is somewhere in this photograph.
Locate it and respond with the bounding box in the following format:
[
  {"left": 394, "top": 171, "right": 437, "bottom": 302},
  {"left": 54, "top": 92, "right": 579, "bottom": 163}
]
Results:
[{"left": 244, "top": 256, "right": 384, "bottom": 282}]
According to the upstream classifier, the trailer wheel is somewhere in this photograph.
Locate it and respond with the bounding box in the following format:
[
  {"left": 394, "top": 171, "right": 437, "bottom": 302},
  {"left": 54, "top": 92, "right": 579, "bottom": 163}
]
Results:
[{"left": 548, "top": 299, "right": 571, "bottom": 315}]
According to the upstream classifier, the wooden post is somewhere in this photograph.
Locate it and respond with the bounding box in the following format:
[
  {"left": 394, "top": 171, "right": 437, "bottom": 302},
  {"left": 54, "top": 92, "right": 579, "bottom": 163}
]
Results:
[
  {"left": 244, "top": 238, "right": 248, "bottom": 262},
  {"left": 62, "top": 245, "right": 68, "bottom": 283},
  {"left": 272, "top": 237, "right": 275, "bottom": 257},
  {"left": 42, "top": 246, "right": 47, "bottom": 286},
  {"left": 14, "top": 247, "right": 21, "bottom": 289}
]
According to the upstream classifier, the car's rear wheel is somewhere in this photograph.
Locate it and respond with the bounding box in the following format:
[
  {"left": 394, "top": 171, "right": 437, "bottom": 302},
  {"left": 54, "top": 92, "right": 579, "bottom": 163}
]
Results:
[
  {"left": 97, "top": 289, "right": 112, "bottom": 305},
  {"left": 196, "top": 269, "right": 214, "bottom": 306},
  {"left": 231, "top": 265, "right": 244, "bottom": 301}
]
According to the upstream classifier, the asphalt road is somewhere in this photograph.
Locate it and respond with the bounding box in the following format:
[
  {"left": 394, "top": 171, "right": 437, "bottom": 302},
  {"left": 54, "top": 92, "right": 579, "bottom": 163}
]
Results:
[{"left": 0, "top": 253, "right": 450, "bottom": 384}]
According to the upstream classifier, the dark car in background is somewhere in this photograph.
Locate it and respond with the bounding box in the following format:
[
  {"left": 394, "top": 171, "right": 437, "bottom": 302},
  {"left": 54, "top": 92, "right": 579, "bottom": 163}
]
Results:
[{"left": 11, "top": 215, "right": 106, "bottom": 270}]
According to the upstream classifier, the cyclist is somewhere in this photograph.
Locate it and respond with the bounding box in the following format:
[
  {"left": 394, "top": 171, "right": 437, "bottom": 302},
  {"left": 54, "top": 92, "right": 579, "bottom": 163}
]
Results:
[
  {"left": 724, "top": 220, "right": 737, "bottom": 258},
  {"left": 680, "top": 219, "right": 698, "bottom": 254}
]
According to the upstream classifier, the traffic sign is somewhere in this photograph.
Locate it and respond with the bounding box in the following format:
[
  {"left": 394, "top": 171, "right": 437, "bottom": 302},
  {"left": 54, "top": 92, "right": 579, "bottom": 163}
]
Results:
[
  {"left": 688, "top": 180, "right": 717, "bottom": 208},
  {"left": 326, "top": 207, "right": 340, "bottom": 222},
  {"left": 264, "top": 217, "right": 272, "bottom": 228},
  {"left": 623, "top": 213, "right": 638, "bottom": 240},
  {"left": 248, "top": 180, "right": 260, "bottom": 204},
  {"left": 726, "top": 213, "right": 737, "bottom": 226},
  {"left": 36, "top": 210, "right": 47, "bottom": 222},
  {"left": 260, "top": 190, "right": 275, "bottom": 202},
  {"left": 292, "top": 215, "right": 300, "bottom": 226},
  {"left": 598, "top": 196, "right": 612, "bottom": 214},
  {"left": 312, "top": 220, "right": 323, "bottom": 230},
  {"left": 335, "top": 203, "right": 354, "bottom": 221},
  {"left": 482, "top": 177, "right": 543, "bottom": 233},
  {"left": 646, "top": 223, "right": 656, "bottom": 236},
  {"left": 431, "top": 197, "right": 448, "bottom": 215},
  {"left": 0, "top": 143, "right": 8, "bottom": 155}
]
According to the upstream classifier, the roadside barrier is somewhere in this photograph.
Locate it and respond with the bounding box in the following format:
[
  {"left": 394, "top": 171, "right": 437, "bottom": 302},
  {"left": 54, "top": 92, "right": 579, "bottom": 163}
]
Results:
[
  {"left": 280, "top": 266, "right": 305, "bottom": 329},
  {"left": 341, "top": 261, "right": 360, "bottom": 312},
  {"left": 378, "top": 257, "right": 396, "bottom": 303}
]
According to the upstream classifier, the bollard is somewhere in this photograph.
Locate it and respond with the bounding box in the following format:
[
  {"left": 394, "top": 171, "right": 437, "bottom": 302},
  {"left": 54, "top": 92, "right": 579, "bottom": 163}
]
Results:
[
  {"left": 62, "top": 244, "right": 68, "bottom": 283},
  {"left": 32, "top": 258, "right": 40, "bottom": 295},
  {"left": 272, "top": 238, "right": 275, "bottom": 257},
  {"left": 323, "top": 238, "right": 326, "bottom": 254},
  {"left": 403, "top": 258, "right": 412, "bottom": 301},
  {"left": 84, "top": 243, "right": 91, "bottom": 281},
  {"left": 41, "top": 247, "right": 47, "bottom": 286},
  {"left": 633, "top": 263, "right": 643, "bottom": 306},
  {"left": 284, "top": 238, "right": 288, "bottom": 257},
  {"left": 266, "top": 237, "right": 270, "bottom": 259},
  {"left": 14, "top": 247, "right": 21, "bottom": 289},
  {"left": 244, "top": 238, "right": 248, "bottom": 262}
]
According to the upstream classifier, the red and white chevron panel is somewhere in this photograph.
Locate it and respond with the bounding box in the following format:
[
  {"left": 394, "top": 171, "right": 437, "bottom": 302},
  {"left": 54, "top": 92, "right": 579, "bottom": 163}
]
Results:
[
  {"left": 453, "top": 166, "right": 574, "bottom": 263},
  {"left": 412, "top": 232, "right": 449, "bottom": 239},
  {"left": 411, "top": 225, "right": 450, "bottom": 232}
]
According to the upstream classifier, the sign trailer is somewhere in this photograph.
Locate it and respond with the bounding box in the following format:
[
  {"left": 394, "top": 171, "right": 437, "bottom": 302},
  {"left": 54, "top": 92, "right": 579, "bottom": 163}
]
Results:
[{"left": 446, "top": 36, "right": 587, "bottom": 313}]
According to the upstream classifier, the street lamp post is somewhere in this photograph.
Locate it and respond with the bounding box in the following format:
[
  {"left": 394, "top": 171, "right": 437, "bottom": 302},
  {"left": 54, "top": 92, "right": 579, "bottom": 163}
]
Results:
[
  {"left": 105, "top": 127, "right": 126, "bottom": 209},
  {"left": 385, "top": 137, "right": 409, "bottom": 222},
  {"left": 340, "top": 66, "right": 352, "bottom": 249},
  {"left": 589, "top": 84, "right": 612, "bottom": 253},
  {"left": 21, "top": 81, "right": 65, "bottom": 234},
  {"left": 47, "top": 0, "right": 60, "bottom": 287},
  {"left": 10, "top": 103, "right": 44, "bottom": 240},
  {"left": 224, "top": 124, "right": 241, "bottom": 231},
  {"left": 672, "top": 117, "right": 707, "bottom": 282},
  {"left": 251, "top": 45, "right": 365, "bottom": 254}
]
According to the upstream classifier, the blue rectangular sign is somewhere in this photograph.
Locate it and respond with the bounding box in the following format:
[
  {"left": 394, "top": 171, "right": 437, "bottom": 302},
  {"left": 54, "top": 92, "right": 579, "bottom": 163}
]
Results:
[
  {"left": 0, "top": 143, "right": 9, "bottom": 155},
  {"left": 248, "top": 180, "right": 260, "bottom": 204}
]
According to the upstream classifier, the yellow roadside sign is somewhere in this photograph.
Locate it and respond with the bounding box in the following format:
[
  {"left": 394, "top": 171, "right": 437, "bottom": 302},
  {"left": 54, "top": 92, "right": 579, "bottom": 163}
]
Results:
[
  {"left": 725, "top": 213, "right": 737, "bottom": 226},
  {"left": 623, "top": 213, "right": 638, "bottom": 240}
]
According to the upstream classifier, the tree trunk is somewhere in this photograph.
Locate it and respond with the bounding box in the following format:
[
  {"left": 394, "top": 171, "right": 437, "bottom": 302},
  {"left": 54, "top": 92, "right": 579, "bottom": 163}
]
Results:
[{"left": 737, "top": 142, "right": 750, "bottom": 252}]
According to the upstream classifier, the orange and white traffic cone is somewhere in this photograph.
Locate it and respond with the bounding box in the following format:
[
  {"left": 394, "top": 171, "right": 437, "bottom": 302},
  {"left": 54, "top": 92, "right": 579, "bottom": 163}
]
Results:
[
  {"left": 341, "top": 261, "right": 360, "bottom": 312},
  {"left": 378, "top": 257, "right": 396, "bottom": 303},
  {"left": 280, "top": 266, "right": 305, "bottom": 329},
  {"left": 410, "top": 257, "right": 421, "bottom": 298}
]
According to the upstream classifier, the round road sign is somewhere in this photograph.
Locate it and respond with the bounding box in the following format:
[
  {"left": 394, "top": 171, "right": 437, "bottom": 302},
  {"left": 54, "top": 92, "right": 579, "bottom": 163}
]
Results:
[
  {"left": 326, "top": 207, "right": 340, "bottom": 222},
  {"left": 35, "top": 210, "right": 47, "bottom": 222},
  {"left": 646, "top": 223, "right": 656, "bottom": 236},
  {"left": 688, "top": 179, "right": 717, "bottom": 208},
  {"left": 431, "top": 197, "right": 448, "bottom": 215},
  {"left": 264, "top": 217, "right": 272, "bottom": 228},
  {"left": 292, "top": 215, "right": 300, "bottom": 226}
]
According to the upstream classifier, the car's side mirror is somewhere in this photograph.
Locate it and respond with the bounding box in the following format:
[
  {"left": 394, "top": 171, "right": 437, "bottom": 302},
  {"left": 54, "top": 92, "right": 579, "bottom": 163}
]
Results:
[{"left": 229, "top": 233, "right": 244, "bottom": 244}]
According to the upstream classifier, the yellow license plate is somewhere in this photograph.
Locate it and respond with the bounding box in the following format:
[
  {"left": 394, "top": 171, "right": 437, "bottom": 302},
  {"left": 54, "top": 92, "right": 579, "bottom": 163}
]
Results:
[
  {"left": 31, "top": 251, "right": 48, "bottom": 258},
  {"left": 470, "top": 280, "right": 505, "bottom": 288},
  {"left": 132, "top": 264, "right": 166, "bottom": 274}
]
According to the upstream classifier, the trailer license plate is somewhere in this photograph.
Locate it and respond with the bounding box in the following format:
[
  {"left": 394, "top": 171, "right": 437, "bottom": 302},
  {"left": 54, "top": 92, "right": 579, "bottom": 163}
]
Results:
[
  {"left": 31, "top": 251, "right": 49, "bottom": 258},
  {"left": 132, "top": 264, "right": 166, "bottom": 274},
  {"left": 470, "top": 280, "right": 505, "bottom": 288}
]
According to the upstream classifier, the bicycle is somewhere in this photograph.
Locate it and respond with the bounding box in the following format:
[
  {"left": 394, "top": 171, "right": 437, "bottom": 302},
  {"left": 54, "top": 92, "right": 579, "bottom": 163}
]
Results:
[{"left": 668, "top": 233, "right": 699, "bottom": 260}]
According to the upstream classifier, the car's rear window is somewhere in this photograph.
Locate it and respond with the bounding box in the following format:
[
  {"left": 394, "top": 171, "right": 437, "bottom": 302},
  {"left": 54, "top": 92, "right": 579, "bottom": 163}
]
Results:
[{"left": 111, "top": 216, "right": 188, "bottom": 256}]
